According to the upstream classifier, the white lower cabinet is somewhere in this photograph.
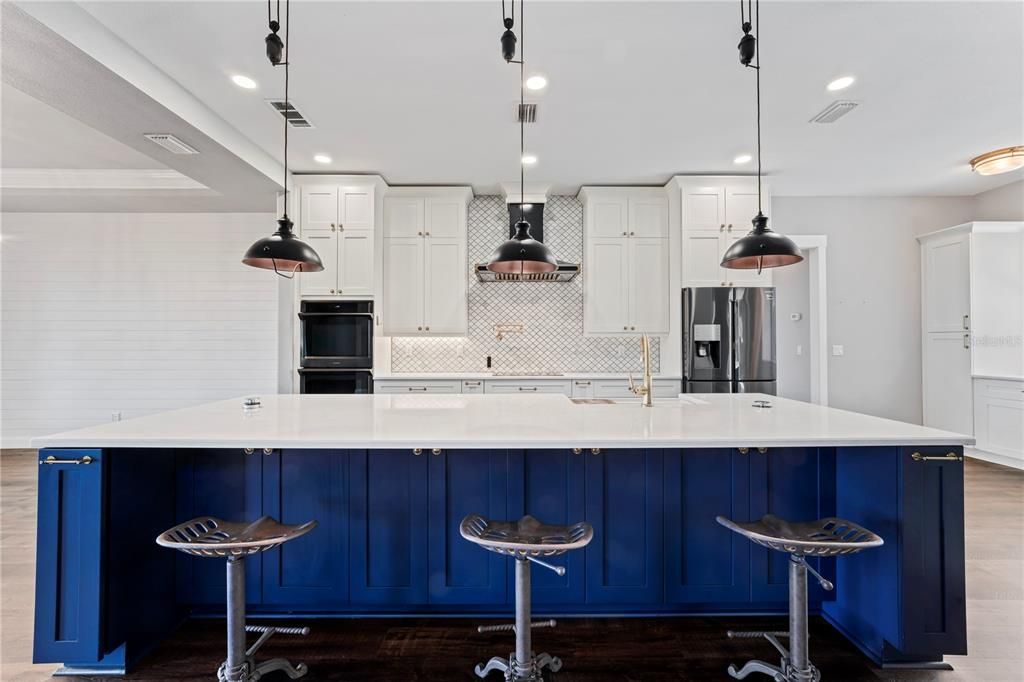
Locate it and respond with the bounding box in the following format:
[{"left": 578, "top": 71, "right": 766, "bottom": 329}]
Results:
[
  {"left": 374, "top": 380, "right": 462, "bottom": 394},
  {"left": 973, "top": 378, "right": 1024, "bottom": 465},
  {"left": 923, "top": 331, "right": 973, "bottom": 435},
  {"left": 484, "top": 380, "right": 573, "bottom": 396},
  {"left": 461, "top": 380, "right": 485, "bottom": 394},
  {"left": 591, "top": 379, "right": 681, "bottom": 400}
]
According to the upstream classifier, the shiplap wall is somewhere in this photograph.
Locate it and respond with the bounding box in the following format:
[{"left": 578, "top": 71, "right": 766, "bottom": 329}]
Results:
[{"left": 1, "top": 213, "right": 279, "bottom": 448}]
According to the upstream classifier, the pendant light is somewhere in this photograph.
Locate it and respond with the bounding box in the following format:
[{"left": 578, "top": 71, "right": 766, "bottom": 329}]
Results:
[
  {"left": 720, "top": 0, "right": 803, "bottom": 273},
  {"left": 486, "top": 0, "right": 558, "bottom": 275},
  {"left": 243, "top": 0, "right": 324, "bottom": 277}
]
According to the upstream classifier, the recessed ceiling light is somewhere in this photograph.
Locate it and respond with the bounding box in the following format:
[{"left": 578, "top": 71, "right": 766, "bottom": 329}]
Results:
[
  {"left": 525, "top": 75, "right": 548, "bottom": 91},
  {"left": 521, "top": 154, "right": 538, "bottom": 165},
  {"left": 970, "top": 146, "right": 1024, "bottom": 176},
  {"left": 733, "top": 154, "right": 752, "bottom": 165},
  {"left": 313, "top": 154, "right": 332, "bottom": 164},
  {"left": 826, "top": 75, "right": 855, "bottom": 92},
  {"left": 231, "top": 74, "right": 258, "bottom": 89}
]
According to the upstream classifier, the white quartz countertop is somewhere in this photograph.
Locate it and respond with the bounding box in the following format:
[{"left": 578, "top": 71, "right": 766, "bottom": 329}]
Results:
[{"left": 32, "top": 394, "right": 974, "bottom": 450}]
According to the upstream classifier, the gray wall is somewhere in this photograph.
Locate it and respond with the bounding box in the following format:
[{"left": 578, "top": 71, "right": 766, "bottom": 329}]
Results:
[
  {"left": 973, "top": 179, "right": 1024, "bottom": 220},
  {"left": 773, "top": 197, "right": 976, "bottom": 423},
  {"left": 774, "top": 257, "right": 812, "bottom": 403}
]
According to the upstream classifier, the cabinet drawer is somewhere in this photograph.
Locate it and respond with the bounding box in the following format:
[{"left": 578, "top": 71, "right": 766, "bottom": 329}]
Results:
[
  {"left": 571, "top": 379, "right": 595, "bottom": 398},
  {"left": 375, "top": 380, "right": 462, "bottom": 394},
  {"left": 592, "top": 379, "right": 680, "bottom": 400},
  {"left": 461, "top": 380, "right": 485, "bottom": 393},
  {"left": 975, "top": 378, "right": 1024, "bottom": 402},
  {"left": 484, "top": 380, "right": 572, "bottom": 396}
]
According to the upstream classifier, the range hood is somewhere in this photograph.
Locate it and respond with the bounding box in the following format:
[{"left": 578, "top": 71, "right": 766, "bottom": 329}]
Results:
[{"left": 475, "top": 201, "right": 580, "bottom": 282}]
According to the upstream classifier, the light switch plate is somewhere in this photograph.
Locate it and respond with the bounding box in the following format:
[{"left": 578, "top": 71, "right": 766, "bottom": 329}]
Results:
[{"left": 831, "top": 345, "right": 845, "bottom": 357}]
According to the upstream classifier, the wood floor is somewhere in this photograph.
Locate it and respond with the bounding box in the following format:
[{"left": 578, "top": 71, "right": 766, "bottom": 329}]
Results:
[{"left": 2, "top": 449, "right": 1021, "bottom": 681}]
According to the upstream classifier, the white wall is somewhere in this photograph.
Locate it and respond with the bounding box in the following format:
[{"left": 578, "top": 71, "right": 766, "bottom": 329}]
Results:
[
  {"left": 973, "top": 179, "right": 1024, "bottom": 220},
  {"left": 773, "top": 197, "right": 976, "bottom": 424},
  {"left": 0, "top": 212, "right": 279, "bottom": 448},
  {"left": 774, "top": 256, "right": 812, "bottom": 403}
]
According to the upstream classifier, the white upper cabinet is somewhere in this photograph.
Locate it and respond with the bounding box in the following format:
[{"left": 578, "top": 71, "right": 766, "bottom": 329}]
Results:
[
  {"left": 383, "top": 188, "right": 471, "bottom": 336},
  {"left": 580, "top": 188, "right": 670, "bottom": 335},
  {"left": 298, "top": 181, "right": 379, "bottom": 298},
  {"left": 677, "top": 177, "right": 773, "bottom": 288},
  {"left": 923, "top": 232, "right": 971, "bottom": 333}
]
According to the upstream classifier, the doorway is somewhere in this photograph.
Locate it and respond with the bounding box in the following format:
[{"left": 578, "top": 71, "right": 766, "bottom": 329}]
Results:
[{"left": 775, "top": 236, "right": 828, "bottom": 405}]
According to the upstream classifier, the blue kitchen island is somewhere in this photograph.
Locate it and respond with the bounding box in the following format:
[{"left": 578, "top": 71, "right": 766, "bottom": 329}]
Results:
[{"left": 31, "top": 393, "right": 970, "bottom": 675}]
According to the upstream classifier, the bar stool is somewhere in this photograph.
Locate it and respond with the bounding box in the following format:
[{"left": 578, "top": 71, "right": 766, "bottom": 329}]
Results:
[
  {"left": 716, "top": 514, "right": 883, "bottom": 682},
  {"left": 157, "top": 516, "right": 318, "bottom": 682},
  {"left": 461, "top": 514, "right": 593, "bottom": 682}
]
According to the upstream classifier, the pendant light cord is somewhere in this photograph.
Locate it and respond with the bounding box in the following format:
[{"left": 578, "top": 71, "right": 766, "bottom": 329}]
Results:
[
  {"left": 282, "top": 0, "right": 290, "bottom": 220},
  {"left": 520, "top": 0, "right": 525, "bottom": 218},
  {"left": 754, "top": 0, "right": 761, "bottom": 215}
]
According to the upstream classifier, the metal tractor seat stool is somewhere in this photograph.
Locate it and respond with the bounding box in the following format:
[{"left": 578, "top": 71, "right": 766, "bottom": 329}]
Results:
[
  {"left": 716, "top": 514, "right": 883, "bottom": 682},
  {"left": 461, "top": 514, "right": 594, "bottom": 682},
  {"left": 156, "top": 516, "right": 318, "bottom": 681}
]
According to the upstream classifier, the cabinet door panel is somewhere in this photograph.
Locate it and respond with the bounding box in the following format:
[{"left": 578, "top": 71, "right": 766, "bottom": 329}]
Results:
[
  {"left": 665, "top": 449, "right": 751, "bottom": 603},
  {"left": 682, "top": 230, "right": 726, "bottom": 287},
  {"left": 384, "top": 197, "right": 424, "bottom": 239},
  {"left": 630, "top": 238, "right": 669, "bottom": 333},
  {"left": 924, "top": 235, "right": 970, "bottom": 333},
  {"left": 383, "top": 238, "right": 424, "bottom": 334},
  {"left": 338, "top": 231, "right": 374, "bottom": 296},
  {"left": 628, "top": 197, "right": 668, "bottom": 238},
  {"left": 724, "top": 186, "right": 759, "bottom": 231},
  {"left": 424, "top": 238, "right": 467, "bottom": 334},
  {"left": 341, "top": 188, "right": 373, "bottom": 231},
  {"left": 682, "top": 186, "right": 725, "bottom": 230},
  {"left": 299, "top": 231, "right": 339, "bottom": 296},
  {"left": 349, "top": 450, "right": 428, "bottom": 604},
  {"left": 923, "top": 332, "right": 973, "bottom": 434},
  {"left": 262, "top": 450, "right": 348, "bottom": 606},
  {"left": 585, "top": 238, "right": 630, "bottom": 333},
  {"left": 588, "top": 198, "right": 628, "bottom": 238},
  {"left": 303, "top": 186, "right": 339, "bottom": 231},
  {"left": 428, "top": 450, "right": 508, "bottom": 604},
  {"left": 425, "top": 198, "right": 463, "bottom": 238},
  {"left": 585, "top": 449, "right": 663, "bottom": 604}
]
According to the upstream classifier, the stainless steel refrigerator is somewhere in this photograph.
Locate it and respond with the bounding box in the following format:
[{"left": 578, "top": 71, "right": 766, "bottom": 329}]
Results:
[{"left": 682, "top": 287, "right": 777, "bottom": 394}]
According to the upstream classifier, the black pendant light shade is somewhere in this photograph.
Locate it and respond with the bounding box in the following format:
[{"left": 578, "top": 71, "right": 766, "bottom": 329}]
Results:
[
  {"left": 720, "top": 213, "right": 802, "bottom": 271},
  {"left": 487, "top": 219, "right": 558, "bottom": 274},
  {"left": 243, "top": 218, "right": 324, "bottom": 273}
]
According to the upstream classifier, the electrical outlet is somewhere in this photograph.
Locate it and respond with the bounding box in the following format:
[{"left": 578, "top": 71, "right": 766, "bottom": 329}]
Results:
[
  {"left": 831, "top": 345, "right": 845, "bottom": 357},
  {"left": 111, "top": 411, "right": 122, "bottom": 422},
  {"left": 796, "top": 345, "right": 803, "bottom": 356}
]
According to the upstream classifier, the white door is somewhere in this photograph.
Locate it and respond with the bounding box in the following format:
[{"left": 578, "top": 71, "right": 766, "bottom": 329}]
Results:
[
  {"left": 682, "top": 230, "right": 727, "bottom": 287},
  {"left": 338, "top": 230, "right": 374, "bottom": 296},
  {"left": 924, "top": 234, "right": 971, "bottom": 333},
  {"left": 585, "top": 238, "right": 630, "bottom": 333},
  {"left": 299, "top": 231, "right": 339, "bottom": 296},
  {"left": 425, "top": 198, "right": 463, "bottom": 238},
  {"left": 724, "top": 232, "right": 775, "bottom": 287},
  {"left": 383, "top": 238, "right": 424, "bottom": 334},
  {"left": 340, "top": 188, "right": 373, "bottom": 231},
  {"left": 628, "top": 197, "right": 668, "bottom": 238},
  {"left": 384, "top": 197, "right": 425, "bottom": 239},
  {"left": 682, "top": 185, "right": 725, "bottom": 231},
  {"left": 923, "top": 331, "right": 974, "bottom": 435},
  {"left": 629, "top": 238, "right": 670, "bottom": 333},
  {"left": 302, "top": 186, "right": 339, "bottom": 231},
  {"left": 588, "top": 198, "right": 629, "bottom": 238},
  {"left": 424, "top": 238, "right": 467, "bottom": 334}
]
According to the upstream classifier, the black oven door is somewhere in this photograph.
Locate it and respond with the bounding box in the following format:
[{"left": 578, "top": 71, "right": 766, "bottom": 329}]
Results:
[
  {"left": 298, "top": 369, "right": 373, "bottom": 394},
  {"left": 299, "top": 301, "right": 373, "bottom": 369}
]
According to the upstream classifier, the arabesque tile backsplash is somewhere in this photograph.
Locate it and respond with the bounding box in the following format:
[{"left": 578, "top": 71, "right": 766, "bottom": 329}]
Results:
[{"left": 390, "top": 195, "right": 660, "bottom": 374}]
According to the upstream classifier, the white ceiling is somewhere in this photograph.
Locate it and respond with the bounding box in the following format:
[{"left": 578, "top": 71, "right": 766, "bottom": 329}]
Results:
[{"left": 71, "top": 0, "right": 1024, "bottom": 197}]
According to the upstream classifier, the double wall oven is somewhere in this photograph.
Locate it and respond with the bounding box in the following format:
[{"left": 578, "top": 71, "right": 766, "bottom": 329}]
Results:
[{"left": 298, "top": 300, "right": 373, "bottom": 393}]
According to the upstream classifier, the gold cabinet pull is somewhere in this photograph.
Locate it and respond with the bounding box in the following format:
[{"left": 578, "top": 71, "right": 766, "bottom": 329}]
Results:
[
  {"left": 41, "top": 454, "right": 93, "bottom": 465},
  {"left": 911, "top": 452, "right": 963, "bottom": 462}
]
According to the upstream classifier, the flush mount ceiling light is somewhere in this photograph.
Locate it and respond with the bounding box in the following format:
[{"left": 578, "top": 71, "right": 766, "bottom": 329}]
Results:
[
  {"left": 313, "top": 154, "right": 332, "bottom": 164},
  {"left": 521, "top": 154, "right": 537, "bottom": 165},
  {"left": 231, "top": 74, "right": 258, "bottom": 89},
  {"left": 488, "top": 0, "right": 558, "bottom": 276},
  {"left": 970, "top": 146, "right": 1024, "bottom": 176},
  {"left": 526, "top": 75, "right": 547, "bottom": 90},
  {"left": 243, "top": 0, "right": 323, "bottom": 277},
  {"left": 826, "top": 75, "right": 855, "bottom": 92},
  {"left": 721, "top": 0, "right": 803, "bottom": 274},
  {"left": 733, "top": 153, "right": 752, "bottom": 165}
]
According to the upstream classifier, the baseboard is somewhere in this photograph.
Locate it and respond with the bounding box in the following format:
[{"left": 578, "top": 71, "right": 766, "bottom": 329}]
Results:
[{"left": 966, "top": 447, "right": 1024, "bottom": 471}]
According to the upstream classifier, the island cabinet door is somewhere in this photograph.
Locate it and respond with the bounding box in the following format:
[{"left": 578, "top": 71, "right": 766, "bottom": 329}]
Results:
[
  {"left": 34, "top": 449, "right": 104, "bottom": 664},
  {"left": 749, "top": 448, "right": 836, "bottom": 604},
  {"left": 898, "top": 447, "right": 967, "bottom": 655},
  {"left": 506, "top": 450, "right": 587, "bottom": 605},
  {"left": 427, "top": 450, "right": 508, "bottom": 605},
  {"left": 262, "top": 450, "right": 348, "bottom": 606},
  {"left": 664, "top": 449, "right": 751, "bottom": 604},
  {"left": 349, "top": 450, "right": 429, "bottom": 605},
  {"left": 584, "top": 449, "right": 664, "bottom": 604}
]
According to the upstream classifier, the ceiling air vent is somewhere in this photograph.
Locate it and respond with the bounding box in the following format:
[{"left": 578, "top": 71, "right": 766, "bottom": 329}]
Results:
[
  {"left": 144, "top": 133, "right": 199, "bottom": 154},
  {"left": 266, "top": 100, "right": 314, "bottom": 128},
  {"left": 809, "top": 100, "right": 859, "bottom": 124},
  {"left": 516, "top": 103, "right": 537, "bottom": 123}
]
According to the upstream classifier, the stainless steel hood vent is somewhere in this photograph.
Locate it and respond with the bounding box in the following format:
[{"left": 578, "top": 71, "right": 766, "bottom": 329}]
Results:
[{"left": 475, "top": 202, "right": 580, "bottom": 282}]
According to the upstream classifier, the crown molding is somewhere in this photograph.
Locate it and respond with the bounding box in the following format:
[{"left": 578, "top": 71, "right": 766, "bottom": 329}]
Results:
[{"left": 1, "top": 168, "right": 207, "bottom": 190}]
